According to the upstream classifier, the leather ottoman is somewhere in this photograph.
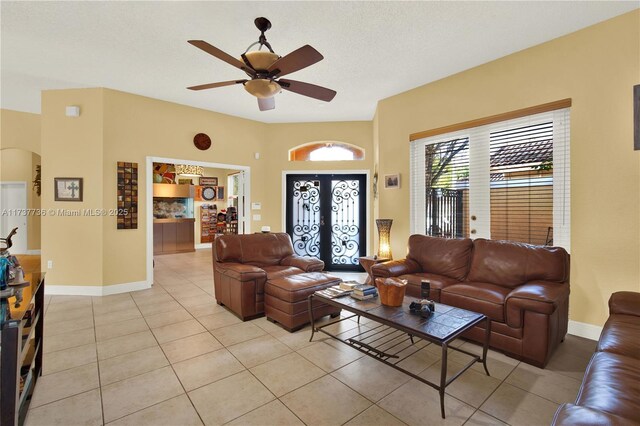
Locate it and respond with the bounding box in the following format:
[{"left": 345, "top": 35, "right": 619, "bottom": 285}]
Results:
[{"left": 265, "top": 272, "right": 342, "bottom": 332}]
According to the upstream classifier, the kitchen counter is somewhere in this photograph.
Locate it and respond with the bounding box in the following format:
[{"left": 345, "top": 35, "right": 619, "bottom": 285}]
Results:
[
  {"left": 153, "top": 218, "right": 195, "bottom": 223},
  {"left": 153, "top": 218, "right": 195, "bottom": 255}
]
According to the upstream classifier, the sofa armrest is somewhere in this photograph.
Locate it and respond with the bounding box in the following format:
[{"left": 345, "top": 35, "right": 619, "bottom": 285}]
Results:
[
  {"left": 216, "top": 262, "right": 266, "bottom": 282},
  {"left": 505, "top": 282, "right": 569, "bottom": 328},
  {"left": 371, "top": 259, "right": 421, "bottom": 278},
  {"left": 551, "top": 403, "right": 632, "bottom": 426},
  {"left": 281, "top": 255, "right": 324, "bottom": 272},
  {"left": 609, "top": 292, "right": 640, "bottom": 317}
]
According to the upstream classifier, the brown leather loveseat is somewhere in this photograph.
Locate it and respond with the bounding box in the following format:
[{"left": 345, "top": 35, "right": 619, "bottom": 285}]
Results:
[
  {"left": 213, "top": 233, "right": 324, "bottom": 320},
  {"left": 552, "top": 291, "right": 640, "bottom": 425},
  {"left": 371, "top": 235, "right": 570, "bottom": 367}
]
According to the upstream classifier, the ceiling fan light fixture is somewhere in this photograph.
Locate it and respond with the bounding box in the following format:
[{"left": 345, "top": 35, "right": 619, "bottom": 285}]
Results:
[
  {"left": 244, "top": 79, "right": 282, "bottom": 98},
  {"left": 243, "top": 50, "right": 279, "bottom": 71}
]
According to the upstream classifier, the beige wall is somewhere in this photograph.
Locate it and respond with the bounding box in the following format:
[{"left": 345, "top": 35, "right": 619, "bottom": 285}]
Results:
[
  {"left": 264, "top": 121, "right": 374, "bottom": 250},
  {"left": 375, "top": 10, "right": 640, "bottom": 326},
  {"left": 0, "top": 148, "right": 41, "bottom": 250},
  {"left": 1, "top": 109, "right": 41, "bottom": 154}
]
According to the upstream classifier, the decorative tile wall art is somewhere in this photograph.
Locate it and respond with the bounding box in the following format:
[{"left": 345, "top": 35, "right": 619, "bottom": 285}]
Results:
[{"left": 117, "top": 162, "right": 138, "bottom": 229}]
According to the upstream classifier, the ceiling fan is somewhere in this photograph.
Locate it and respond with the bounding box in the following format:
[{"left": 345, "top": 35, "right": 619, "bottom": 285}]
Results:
[{"left": 187, "top": 17, "right": 337, "bottom": 111}]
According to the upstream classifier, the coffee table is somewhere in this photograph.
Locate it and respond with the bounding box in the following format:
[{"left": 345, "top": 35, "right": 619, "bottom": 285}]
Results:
[{"left": 308, "top": 294, "right": 490, "bottom": 418}]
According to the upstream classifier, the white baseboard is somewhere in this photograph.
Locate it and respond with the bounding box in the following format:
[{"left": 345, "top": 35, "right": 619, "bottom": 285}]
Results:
[
  {"left": 195, "top": 243, "right": 212, "bottom": 250},
  {"left": 568, "top": 320, "right": 602, "bottom": 341},
  {"left": 45, "top": 280, "right": 152, "bottom": 296},
  {"left": 27, "top": 249, "right": 41, "bottom": 255}
]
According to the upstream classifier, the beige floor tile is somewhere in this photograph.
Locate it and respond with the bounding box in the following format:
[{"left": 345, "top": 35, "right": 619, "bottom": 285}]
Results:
[
  {"left": 26, "top": 388, "right": 102, "bottom": 426},
  {"left": 43, "top": 342, "right": 97, "bottom": 375},
  {"left": 464, "top": 410, "right": 508, "bottom": 426},
  {"left": 197, "top": 310, "right": 242, "bottom": 330},
  {"left": 480, "top": 382, "right": 560, "bottom": 426},
  {"left": 344, "top": 405, "right": 407, "bottom": 426},
  {"left": 173, "top": 347, "right": 245, "bottom": 391},
  {"left": 106, "top": 394, "right": 203, "bottom": 426},
  {"left": 170, "top": 286, "right": 210, "bottom": 300},
  {"left": 47, "top": 297, "right": 93, "bottom": 312},
  {"left": 276, "top": 327, "right": 319, "bottom": 351},
  {"left": 298, "top": 341, "right": 362, "bottom": 372},
  {"left": 227, "top": 335, "right": 292, "bottom": 368},
  {"left": 129, "top": 286, "right": 167, "bottom": 297},
  {"left": 281, "top": 375, "right": 371, "bottom": 426},
  {"left": 210, "top": 321, "right": 267, "bottom": 346},
  {"left": 545, "top": 335, "right": 596, "bottom": 381},
  {"left": 505, "top": 362, "right": 582, "bottom": 404},
  {"left": 94, "top": 306, "right": 142, "bottom": 326},
  {"left": 250, "top": 352, "right": 325, "bottom": 397},
  {"left": 99, "top": 346, "right": 169, "bottom": 385},
  {"left": 333, "top": 356, "right": 411, "bottom": 402},
  {"left": 45, "top": 315, "right": 94, "bottom": 337},
  {"left": 138, "top": 300, "right": 183, "bottom": 316},
  {"left": 176, "top": 294, "right": 217, "bottom": 308},
  {"left": 394, "top": 345, "right": 440, "bottom": 375},
  {"left": 92, "top": 293, "right": 133, "bottom": 305},
  {"left": 132, "top": 292, "right": 175, "bottom": 306},
  {"left": 101, "top": 366, "right": 184, "bottom": 423},
  {"left": 96, "top": 317, "right": 149, "bottom": 342},
  {"left": 30, "top": 363, "right": 100, "bottom": 408},
  {"left": 151, "top": 319, "right": 206, "bottom": 344},
  {"left": 227, "top": 400, "right": 304, "bottom": 425},
  {"left": 144, "top": 308, "right": 192, "bottom": 329},
  {"left": 161, "top": 331, "right": 222, "bottom": 363},
  {"left": 189, "top": 371, "right": 275, "bottom": 425},
  {"left": 378, "top": 379, "right": 475, "bottom": 426},
  {"left": 97, "top": 330, "right": 158, "bottom": 360},
  {"left": 453, "top": 342, "right": 519, "bottom": 380},
  {"left": 420, "top": 360, "right": 501, "bottom": 408},
  {"left": 252, "top": 317, "right": 291, "bottom": 337},
  {"left": 44, "top": 327, "right": 95, "bottom": 354},
  {"left": 45, "top": 306, "right": 93, "bottom": 325},
  {"left": 185, "top": 302, "right": 226, "bottom": 318},
  {"left": 92, "top": 299, "right": 139, "bottom": 316}
]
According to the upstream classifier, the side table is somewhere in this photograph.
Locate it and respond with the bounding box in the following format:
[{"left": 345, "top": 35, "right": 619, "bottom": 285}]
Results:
[{"left": 358, "top": 256, "right": 390, "bottom": 284}]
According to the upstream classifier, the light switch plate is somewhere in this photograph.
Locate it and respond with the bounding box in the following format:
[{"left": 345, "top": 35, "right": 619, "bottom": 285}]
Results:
[{"left": 253, "top": 214, "right": 261, "bottom": 221}]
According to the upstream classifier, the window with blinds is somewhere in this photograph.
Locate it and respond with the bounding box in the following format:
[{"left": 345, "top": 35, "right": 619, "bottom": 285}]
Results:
[
  {"left": 410, "top": 108, "right": 570, "bottom": 251},
  {"left": 489, "top": 122, "right": 553, "bottom": 245},
  {"left": 424, "top": 138, "right": 470, "bottom": 238}
]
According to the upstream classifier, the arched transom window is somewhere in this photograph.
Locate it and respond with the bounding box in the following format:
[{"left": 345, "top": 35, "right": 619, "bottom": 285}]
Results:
[{"left": 289, "top": 142, "right": 365, "bottom": 161}]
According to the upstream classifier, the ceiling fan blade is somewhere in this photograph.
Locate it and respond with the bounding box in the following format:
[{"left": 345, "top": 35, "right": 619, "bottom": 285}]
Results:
[
  {"left": 278, "top": 79, "right": 336, "bottom": 102},
  {"left": 267, "top": 45, "right": 323, "bottom": 78},
  {"left": 187, "top": 80, "right": 247, "bottom": 91},
  {"left": 188, "top": 40, "right": 256, "bottom": 77},
  {"left": 258, "top": 97, "right": 275, "bottom": 111}
]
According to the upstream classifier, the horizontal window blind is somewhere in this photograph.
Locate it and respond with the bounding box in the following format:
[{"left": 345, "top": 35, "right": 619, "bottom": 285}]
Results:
[{"left": 410, "top": 108, "right": 570, "bottom": 251}]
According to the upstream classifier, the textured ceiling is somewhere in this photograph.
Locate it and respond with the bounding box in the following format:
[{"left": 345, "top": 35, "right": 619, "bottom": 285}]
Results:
[{"left": 1, "top": 1, "right": 637, "bottom": 123}]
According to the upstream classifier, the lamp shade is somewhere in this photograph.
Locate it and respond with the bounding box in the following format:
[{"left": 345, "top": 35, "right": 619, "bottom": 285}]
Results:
[{"left": 376, "top": 219, "right": 393, "bottom": 259}]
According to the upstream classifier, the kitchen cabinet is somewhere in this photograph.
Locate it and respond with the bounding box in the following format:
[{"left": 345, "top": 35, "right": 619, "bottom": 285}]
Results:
[{"left": 153, "top": 219, "right": 195, "bottom": 255}]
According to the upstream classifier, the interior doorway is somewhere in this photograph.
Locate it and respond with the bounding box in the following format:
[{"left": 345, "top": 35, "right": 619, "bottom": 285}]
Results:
[
  {"left": 0, "top": 182, "right": 28, "bottom": 254},
  {"left": 146, "top": 157, "right": 250, "bottom": 284},
  {"left": 284, "top": 173, "right": 368, "bottom": 272}
]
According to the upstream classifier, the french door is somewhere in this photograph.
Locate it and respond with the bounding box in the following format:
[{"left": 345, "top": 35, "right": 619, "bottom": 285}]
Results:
[{"left": 285, "top": 174, "right": 366, "bottom": 271}]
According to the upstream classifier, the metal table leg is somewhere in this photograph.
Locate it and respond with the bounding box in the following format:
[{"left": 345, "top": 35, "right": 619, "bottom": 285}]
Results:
[
  {"left": 482, "top": 318, "right": 491, "bottom": 376},
  {"left": 308, "top": 295, "right": 316, "bottom": 342},
  {"left": 440, "top": 342, "right": 448, "bottom": 419}
]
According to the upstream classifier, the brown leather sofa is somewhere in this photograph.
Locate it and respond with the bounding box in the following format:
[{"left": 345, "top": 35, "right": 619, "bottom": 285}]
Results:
[
  {"left": 552, "top": 291, "right": 640, "bottom": 425},
  {"left": 213, "top": 233, "right": 324, "bottom": 320},
  {"left": 371, "top": 235, "right": 570, "bottom": 367}
]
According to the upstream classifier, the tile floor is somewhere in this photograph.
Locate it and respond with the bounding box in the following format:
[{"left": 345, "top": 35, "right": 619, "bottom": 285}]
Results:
[{"left": 26, "top": 250, "right": 595, "bottom": 426}]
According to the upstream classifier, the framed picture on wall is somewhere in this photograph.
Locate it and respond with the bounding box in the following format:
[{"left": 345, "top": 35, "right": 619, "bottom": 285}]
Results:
[
  {"left": 384, "top": 173, "right": 400, "bottom": 189},
  {"left": 200, "top": 177, "right": 218, "bottom": 186},
  {"left": 54, "top": 177, "right": 83, "bottom": 201}
]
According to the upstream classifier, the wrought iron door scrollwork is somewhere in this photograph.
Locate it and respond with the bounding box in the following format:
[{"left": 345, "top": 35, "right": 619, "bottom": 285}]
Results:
[
  {"left": 291, "top": 180, "right": 321, "bottom": 257},
  {"left": 331, "top": 179, "right": 360, "bottom": 265}
]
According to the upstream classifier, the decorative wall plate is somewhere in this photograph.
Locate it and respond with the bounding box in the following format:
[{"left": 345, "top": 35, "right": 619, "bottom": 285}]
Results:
[{"left": 194, "top": 133, "right": 212, "bottom": 150}]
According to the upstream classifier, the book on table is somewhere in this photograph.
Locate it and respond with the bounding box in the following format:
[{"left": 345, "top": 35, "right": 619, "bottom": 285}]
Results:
[
  {"left": 353, "top": 285, "right": 377, "bottom": 296},
  {"left": 315, "top": 285, "right": 352, "bottom": 299},
  {"left": 339, "top": 281, "right": 361, "bottom": 291},
  {"left": 351, "top": 292, "right": 377, "bottom": 301}
]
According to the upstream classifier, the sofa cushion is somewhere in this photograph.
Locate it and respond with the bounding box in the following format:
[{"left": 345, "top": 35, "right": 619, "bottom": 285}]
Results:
[
  {"left": 552, "top": 403, "right": 633, "bottom": 426},
  {"left": 597, "top": 314, "right": 640, "bottom": 360},
  {"left": 467, "top": 239, "right": 568, "bottom": 288},
  {"left": 397, "top": 272, "right": 459, "bottom": 301},
  {"left": 441, "top": 282, "right": 511, "bottom": 322},
  {"left": 266, "top": 272, "right": 341, "bottom": 303},
  {"left": 215, "top": 233, "right": 295, "bottom": 266},
  {"left": 575, "top": 352, "right": 640, "bottom": 422},
  {"left": 262, "top": 265, "right": 304, "bottom": 280},
  {"left": 406, "top": 235, "right": 473, "bottom": 281}
]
